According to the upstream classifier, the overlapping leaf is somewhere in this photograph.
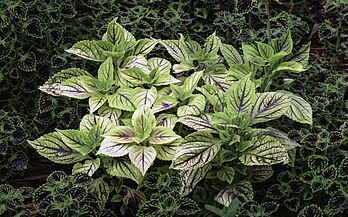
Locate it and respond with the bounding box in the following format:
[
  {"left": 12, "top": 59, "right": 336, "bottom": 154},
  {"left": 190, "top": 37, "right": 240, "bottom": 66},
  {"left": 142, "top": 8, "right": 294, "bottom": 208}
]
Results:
[
  {"left": 214, "top": 181, "right": 253, "bottom": 207},
  {"left": 132, "top": 87, "right": 157, "bottom": 108},
  {"left": 180, "top": 164, "right": 212, "bottom": 196},
  {"left": 97, "top": 138, "right": 131, "bottom": 157},
  {"left": 72, "top": 158, "right": 100, "bottom": 176},
  {"left": 149, "top": 127, "right": 181, "bottom": 145},
  {"left": 129, "top": 146, "right": 157, "bottom": 176},
  {"left": 178, "top": 114, "right": 218, "bottom": 132},
  {"left": 106, "top": 157, "right": 143, "bottom": 184},
  {"left": 108, "top": 87, "right": 135, "bottom": 111}
]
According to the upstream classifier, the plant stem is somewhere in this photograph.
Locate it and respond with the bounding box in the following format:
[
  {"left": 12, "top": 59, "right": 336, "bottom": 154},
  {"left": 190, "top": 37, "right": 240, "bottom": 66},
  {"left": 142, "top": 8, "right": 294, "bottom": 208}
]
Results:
[{"left": 265, "top": 0, "right": 271, "bottom": 42}]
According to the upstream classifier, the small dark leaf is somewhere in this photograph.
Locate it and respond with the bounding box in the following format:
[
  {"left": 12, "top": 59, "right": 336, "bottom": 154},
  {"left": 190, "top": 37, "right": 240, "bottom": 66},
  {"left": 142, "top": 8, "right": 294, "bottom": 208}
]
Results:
[{"left": 298, "top": 204, "right": 323, "bottom": 217}]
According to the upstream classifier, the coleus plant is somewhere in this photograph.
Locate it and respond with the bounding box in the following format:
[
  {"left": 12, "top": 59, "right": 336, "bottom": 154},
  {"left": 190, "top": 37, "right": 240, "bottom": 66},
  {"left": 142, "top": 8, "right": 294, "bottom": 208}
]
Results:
[
  {"left": 28, "top": 18, "right": 183, "bottom": 184},
  {"left": 171, "top": 74, "right": 313, "bottom": 207}
]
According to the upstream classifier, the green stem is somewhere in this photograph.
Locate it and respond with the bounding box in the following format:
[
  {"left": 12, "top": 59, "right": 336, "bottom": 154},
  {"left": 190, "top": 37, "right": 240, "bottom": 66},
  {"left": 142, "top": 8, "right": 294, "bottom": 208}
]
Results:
[{"left": 265, "top": 0, "right": 271, "bottom": 42}]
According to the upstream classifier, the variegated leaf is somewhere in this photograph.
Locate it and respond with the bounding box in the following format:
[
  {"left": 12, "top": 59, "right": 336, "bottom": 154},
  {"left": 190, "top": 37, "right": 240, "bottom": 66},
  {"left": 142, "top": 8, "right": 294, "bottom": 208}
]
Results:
[
  {"left": 272, "top": 61, "right": 306, "bottom": 74},
  {"left": 58, "top": 76, "right": 97, "bottom": 99},
  {"left": 57, "top": 129, "right": 93, "bottom": 155},
  {"left": 214, "top": 181, "right": 253, "bottom": 207},
  {"left": 252, "top": 127, "right": 299, "bottom": 150},
  {"left": 204, "top": 32, "right": 220, "bottom": 54},
  {"left": 159, "top": 39, "right": 189, "bottom": 62},
  {"left": 180, "top": 164, "right": 212, "bottom": 196},
  {"left": 171, "top": 131, "right": 221, "bottom": 170},
  {"left": 108, "top": 87, "right": 135, "bottom": 111},
  {"left": 27, "top": 132, "right": 85, "bottom": 164},
  {"left": 153, "top": 138, "right": 182, "bottom": 161},
  {"left": 249, "top": 92, "right": 290, "bottom": 125},
  {"left": 271, "top": 30, "right": 293, "bottom": 54},
  {"left": 219, "top": 42, "right": 244, "bottom": 66},
  {"left": 102, "top": 18, "right": 135, "bottom": 44},
  {"left": 132, "top": 87, "right": 157, "bottom": 108},
  {"left": 129, "top": 145, "right": 156, "bottom": 176},
  {"left": 79, "top": 114, "right": 115, "bottom": 135},
  {"left": 148, "top": 58, "right": 171, "bottom": 74},
  {"left": 89, "top": 94, "right": 107, "bottom": 113},
  {"left": 103, "top": 126, "right": 135, "bottom": 143},
  {"left": 133, "top": 38, "right": 158, "bottom": 55},
  {"left": 156, "top": 114, "right": 178, "bottom": 129},
  {"left": 39, "top": 68, "right": 92, "bottom": 96},
  {"left": 152, "top": 96, "right": 178, "bottom": 113},
  {"left": 183, "top": 70, "right": 203, "bottom": 93},
  {"left": 72, "top": 158, "right": 100, "bottom": 176},
  {"left": 289, "top": 42, "right": 310, "bottom": 67},
  {"left": 283, "top": 93, "right": 312, "bottom": 125},
  {"left": 154, "top": 74, "right": 181, "bottom": 86},
  {"left": 149, "top": 127, "right": 181, "bottom": 145},
  {"left": 106, "top": 157, "right": 143, "bottom": 184},
  {"left": 132, "top": 106, "right": 156, "bottom": 142},
  {"left": 248, "top": 166, "right": 274, "bottom": 183},
  {"left": 226, "top": 74, "right": 255, "bottom": 115},
  {"left": 177, "top": 94, "right": 206, "bottom": 117},
  {"left": 97, "top": 57, "right": 114, "bottom": 83},
  {"left": 123, "top": 55, "right": 150, "bottom": 74},
  {"left": 239, "top": 135, "right": 289, "bottom": 166},
  {"left": 96, "top": 138, "right": 131, "bottom": 157},
  {"left": 178, "top": 114, "right": 218, "bottom": 133},
  {"left": 203, "top": 74, "right": 237, "bottom": 92},
  {"left": 66, "top": 40, "right": 113, "bottom": 62},
  {"left": 98, "top": 106, "right": 121, "bottom": 125},
  {"left": 217, "top": 167, "right": 235, "bottom": 184},
  {"left": 242, "top": 42, "right": 265, "bottom": 65}
]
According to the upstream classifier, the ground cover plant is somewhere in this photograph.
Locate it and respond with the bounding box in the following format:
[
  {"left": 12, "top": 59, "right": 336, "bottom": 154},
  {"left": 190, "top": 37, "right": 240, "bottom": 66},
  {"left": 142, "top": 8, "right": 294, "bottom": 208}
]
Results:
[{"left": 1, "top": 0, "right": 347, "bottom": 216}]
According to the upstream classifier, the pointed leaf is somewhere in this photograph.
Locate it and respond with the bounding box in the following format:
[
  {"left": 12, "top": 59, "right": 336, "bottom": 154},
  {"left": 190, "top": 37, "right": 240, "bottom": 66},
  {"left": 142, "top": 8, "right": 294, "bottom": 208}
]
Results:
[
  {"left": 180, "top": 164, "right": 212, "bottom": 196},
  {"left": 98, "top": 106, "right": 121, "bottom": 125},
  {"left": 239, "top": 135, "right": 289, "bottom": 166},
  {"left": 154, "top": 74, "right": 181, "bottom": 86},
  {"left": 132, "top": 106, "right": 156, "bottom": 142},
  {"left": 283, "top": 93, "right": 312, "bottom": 125},
  {"left": 171, "top": 131, "right": 221, "bottom": 170},
  {"left": 79, "top": 114, "right": 115, "bottom": 135},
  {"left": 149, "top": 126, "right": 181, "bottom": 145},
  {"left": 57, "top": 130, "right": 93, "bottom": 155},
  {"left": 272, "top": 61, "right": 306, "bottom": 74},
  {"left": 242, "top": 43, "right": 265, "bottom": 65},
  {"left": 159, "top": 39, "right": 189, "bottom": 62},
  {"left": 58, "top": 76, "right": 97, "bottom": 99},
  {"left": 132, "top": 87, "right": 157, "bottom": 108},
  {"left": 256, "top": 42, "right": 275, "bottom": 59},
  {"left": 211, "top": 112, "right": 238, "bottom": 127},
  {"left": 204, "top": 32, "right": 220, "bottom": 54},
  {"left": 129, "top": 145, "right": 156, "bottom": 176},
  {"left": 132, "top": 38, "right": 158, "bottom": 55},
  {"left": 177, "top": 94, "right": 206, "bottom": 117},
  {"left": 148, "top": 58, "right": 171, "bottom": 74},
  {"left": 102, "top": 18, "right": 135, "bottom": 44},
  {"left": 249, "top": 92, "right": 290, "bottom": 124},
  {"left": 89, "top": 177, "right": 109, "bottom": 207},
  {"left": 217, "top": 167, "right": 235, "bottom": 184},
  {"left": 153, "top": 138, "right": 182, "bottom": 161},
  {"left": 219, "top": 42, "right": 244, "bottom": 66},
  {"left": 123, "top": 55, "right": 150, "bottom": 74},
  {"left": 203, "top": 74, "right": 237, "bottom": 92},
  {"left": 108, "top": 87, "right": 135, "bottom": 111},
  {"left": 119, "top": 68, "right": 147, "bottom": 85},
  {"left": 27, "top": 132, "right": 85, "bottom": 164},
  {"left": 253, "top": 128, "right": 299, "bottom": 150},
  {"left": 289, "top": 42, "right": 310, "bottom": 67},
  {"left": 66, "top": 40, "right": 112, "bottom": 61},
  {"left": 72, "top": 158, "right": 100, "bottom": 176},
  {"left": 183, "top": 70, "right": 203, "bottom": 93},
  {"left": 98, "top": 57, "right": 114, "bottom": 83},
  {"left": 156, "top": 114, "right": 178, "bottom": 129},
  {"left": 226, "top": 74, "right": 255, "bottom": 115},
  {"left": 97, "top": 138, "right": 131, "bottom": 157},
  {"left": 214, "top": 181, "right": 253, "bottom": 207},
  {"left": 271, "top": 30, "right": 293, "bottom": 54},
  {"left": 103, "top": 126, "right": 135, "bottom": 143},
  {"left": 178, "top": 114, "right": 218, "bottom": 132},
  {"left": 89, "top": 94, "right": 107, "bottom": 113},
  {"left": 106, "top": 157, "right": 143, "bottom": 184}
]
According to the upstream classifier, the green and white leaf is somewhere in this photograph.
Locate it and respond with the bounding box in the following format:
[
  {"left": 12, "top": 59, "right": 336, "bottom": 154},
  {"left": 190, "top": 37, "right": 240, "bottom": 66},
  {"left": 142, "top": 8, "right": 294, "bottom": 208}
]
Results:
[
  {"left": 159, "top": 39, "right": 189, "bottom": 62},
  {"left": 129, "top": 145, "right": 157, "bottom": 176},
  {"left": 152, "top": 96, "right": 178, "bottom": 114},
  {"left": 289, "top": 42, "right": 310, "bottom": 67},
  {"left": 132, "top": 87, "right": 157, "bottom": 108},
  {"left": 72, "top": 158, "right": 100, "bottom": 176},
  {"left": 183, "top": 70, "right": 203, "bottom": 93},
  {"left": 239, "top": 136, "right": 289, "bottom": 166},
  {"left": 153, "top": 138, "right": 182, "bottom": 161},
  {"left": 256, "top": 42, "right": 274, "bottom": 59},
  {"left": 97, "top": 57, "right": 114, "bottom": 83},
  {"left": 105, "top": 157, "right": 143, "bottom": 184},
  {"left": 97, "top": 138, "right": 132, "bottom": 157},
  {"left": 272, "top": 61, "right": 306, "bottom": 74},
  {"left": 178, "top": 114, "right": 218, "bottom": 132},
  {"left": 156, "top": 114, "right": 178, "bottom": 129},
  {"left": 148, "top": 58, "right": 171, "bottom": 75},
  {"left": 89, "top": 94, "right": 107, "bottom": 114},
  {"left": 283, "top": 92, "right": 312, "bottom": 125},
  {"left": 119, "top": 68, "right": 147, "bottom": 85},
  {"left": 177, "top": 94, "right": 206, "bottom": 117},
  {"left": 242, "top": 43, "right": 265, "bottom": 66},
  {"left": 211, "top": 112, "right": 237, "bottom": 127},
  {"left": 79, "top": 114, "right": 115, "bottom": 135},
  {"left": 219, "top": 42, "right": 244, "bottom": 66},
  {"left": 108, "top": 87, "right": 135, "bottom": 111},
  {"left": 123, "top": 55, "right": 150, "bottom": 74},
  {"left": 226, "top": 74, "right": 255, "bottom": 115},
  {"left": 249, "top": 92, "right": 290, "bottom": 125},
  {"left": 171, "top": 131, "right": 221, "bottom": 170},
  {"left": 203, "top": 74, "right": 237, "bottom": 92},
  {"left": 271, "top": 30, "right": 293, "bottom": 54},
  {"left": 103, "top": 126, "right": 135, "bottom": 143},
  {"left": 132, "top": 106, "right": 156, "bottom": 142},
  {"left": 57, "top": 129, "right": 93, "bottom": 155},
  {"left": 102, "top": 18, "right": 135, "bottom": 44},
  {"left": 58, "top": 76, "right": 97, "bottom": 99},
  {"left": 214, "top": 181, "right": 253, "bottom": 207},
  {"left": 154, "top": 74, "right": 181, "bottom": 86},
  {"left": 98, "top": 106, "right": 121, "bottom": 125},
  {"left": 66, "top": 40, "right": 112, "bottom": 62},
  {"left": 217, "top": 167, "right": 235, "bottom": 184},
  {"left": 204, "top": 32, "right": 220, "bottom": 54},
  {"left": 227, "top": 64, "right": 252, "bottom": 80},
  {"left": 173, "top": 62, "right": 196, "bottom": 73},
  {"left": 252, "top": 127, "right": 299, "bottom": 150},
  {"left": 149, "top": 127, "right": 181, "bottom": 145},
  {"left": 27, "top": 132, "right": 85, "bottom": 164},
  {"left": 180, "top": 164, "right": 212, "bottom": 196},
  {"left": 132, "top": 38, "right": 158, "bottom": 55}
]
